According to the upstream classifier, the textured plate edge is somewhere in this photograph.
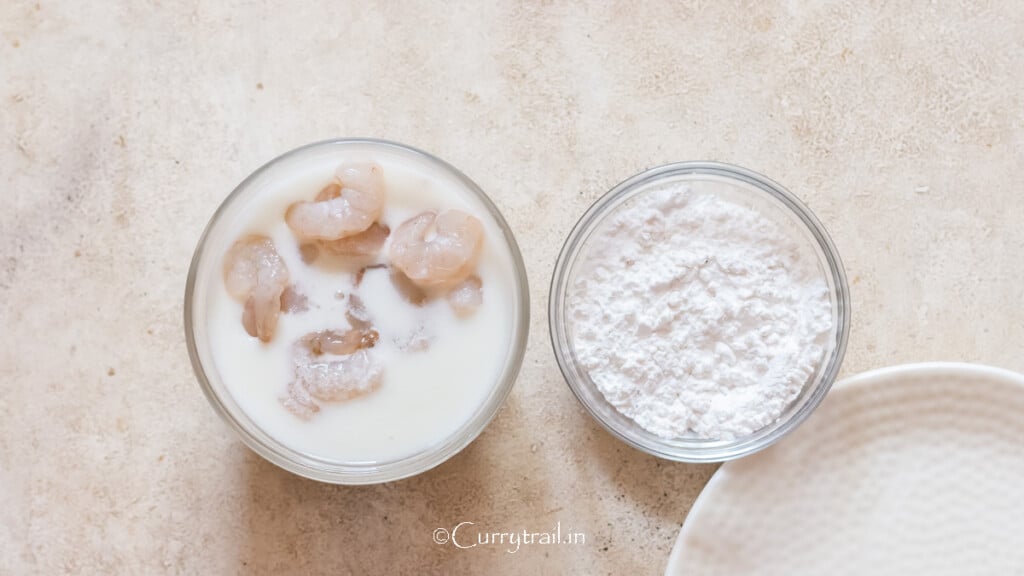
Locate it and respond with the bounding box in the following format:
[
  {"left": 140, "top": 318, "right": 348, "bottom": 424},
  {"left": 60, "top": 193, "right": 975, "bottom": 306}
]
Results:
[{"left": 663, "top": 361, "right": 1024, "bottom": 576}]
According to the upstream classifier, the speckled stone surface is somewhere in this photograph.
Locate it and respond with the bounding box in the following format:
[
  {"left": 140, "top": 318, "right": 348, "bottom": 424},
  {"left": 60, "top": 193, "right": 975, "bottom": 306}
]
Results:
[{"left": 1, "top": 1, "right": 1022, "bottom": 574}]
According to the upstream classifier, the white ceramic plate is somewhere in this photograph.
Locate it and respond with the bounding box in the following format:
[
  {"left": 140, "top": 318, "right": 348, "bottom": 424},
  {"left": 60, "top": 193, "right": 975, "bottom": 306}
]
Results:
[{"left": 665, "top": 363, "right": 1024, "bottom": 575}]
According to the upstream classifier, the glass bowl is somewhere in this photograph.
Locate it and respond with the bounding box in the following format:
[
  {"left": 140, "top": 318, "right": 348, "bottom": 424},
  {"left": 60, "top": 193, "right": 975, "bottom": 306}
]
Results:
[
  {"left": 185, "top": 138, "right": 530, "bottom": 484},
  {"left": 549, "top": 161, "right": 850, "bottom": 463}
]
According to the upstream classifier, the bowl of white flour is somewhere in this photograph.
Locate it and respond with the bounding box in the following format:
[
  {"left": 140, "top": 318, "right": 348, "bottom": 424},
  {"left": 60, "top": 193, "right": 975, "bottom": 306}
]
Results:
[{"left": 549, "top": 162, "right": 850, "bottom": 462}]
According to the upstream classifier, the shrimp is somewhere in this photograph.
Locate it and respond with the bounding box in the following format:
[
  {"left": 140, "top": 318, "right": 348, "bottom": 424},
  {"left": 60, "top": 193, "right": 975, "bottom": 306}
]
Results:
[
  {"left": 298, "top": 328, "right": 379, "bottom": 356},
  {"left": 279, "top": 299, "right": 382, "bottom": 418},
  {"left": 296, "top": 349, "right": 383, "bottom": 403},
  {"left": 446, "top": 275, "right": 483, "bottom": 317},
  {"left": 388, "top": 210, "right": 484, "bottom": 288},
  {"left": 320, "top": 222, "right": 390, "bottom": 257},
  {"left": 223, "top": 235, "right": 289, "bottom": 342},
  {"left": 285, "top": 163, "right": 385, "bottom": 241},
  {"left": 289, "top": 331, "right": 382, "bottom": 406}
]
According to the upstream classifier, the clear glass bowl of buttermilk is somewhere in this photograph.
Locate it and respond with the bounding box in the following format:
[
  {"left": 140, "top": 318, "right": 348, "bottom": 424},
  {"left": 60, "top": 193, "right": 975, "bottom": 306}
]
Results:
[
  {"left": 549, "top": 162, "right": 850, "bottom": 463},
  {"left": 185, "top": 139, "right": 529, "bottom": 484}
]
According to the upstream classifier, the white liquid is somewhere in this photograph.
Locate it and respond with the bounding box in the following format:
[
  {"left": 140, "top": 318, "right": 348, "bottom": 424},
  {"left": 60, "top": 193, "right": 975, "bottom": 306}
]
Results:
[{"left": 204, "top": 152, "right": 517, "bottom": 464}]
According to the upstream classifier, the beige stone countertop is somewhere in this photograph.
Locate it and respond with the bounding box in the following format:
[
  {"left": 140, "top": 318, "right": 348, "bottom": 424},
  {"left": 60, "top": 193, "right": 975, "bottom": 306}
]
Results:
[{"left": 3, "top": 1, "right": 1023, "bottom": 574}]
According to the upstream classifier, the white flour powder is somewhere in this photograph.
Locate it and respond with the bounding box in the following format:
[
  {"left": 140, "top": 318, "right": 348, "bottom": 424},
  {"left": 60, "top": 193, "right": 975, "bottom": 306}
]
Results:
[{"left": 568, "top": 186, "right": 833, "bottom": 440}]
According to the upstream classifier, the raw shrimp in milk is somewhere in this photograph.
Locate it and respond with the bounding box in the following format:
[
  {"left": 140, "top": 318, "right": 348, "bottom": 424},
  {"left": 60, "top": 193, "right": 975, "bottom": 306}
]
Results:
[{"left": 206, "top": 154, "right": 517, "bottom": 464}]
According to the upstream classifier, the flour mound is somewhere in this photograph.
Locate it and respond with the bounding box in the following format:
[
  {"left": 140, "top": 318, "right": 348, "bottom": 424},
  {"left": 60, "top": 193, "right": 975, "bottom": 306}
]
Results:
[{"left": 568, "top": 186, "right": 833, "bottom": 440}]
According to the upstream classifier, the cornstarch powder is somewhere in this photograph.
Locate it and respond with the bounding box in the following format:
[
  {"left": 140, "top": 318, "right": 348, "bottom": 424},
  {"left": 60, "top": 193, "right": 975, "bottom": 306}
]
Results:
[{"left": 568, "top": 186, "right": 833, "bottom": 440}]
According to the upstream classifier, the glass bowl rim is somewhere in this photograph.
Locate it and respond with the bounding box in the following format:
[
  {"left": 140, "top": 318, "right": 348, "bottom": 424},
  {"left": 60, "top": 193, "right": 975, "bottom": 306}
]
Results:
[
  {"left": 184, "top": 137, "right": 531, "bottom": 484},
  {"left": 548, "top": 160, "right": 851, "bottom": 463}
]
